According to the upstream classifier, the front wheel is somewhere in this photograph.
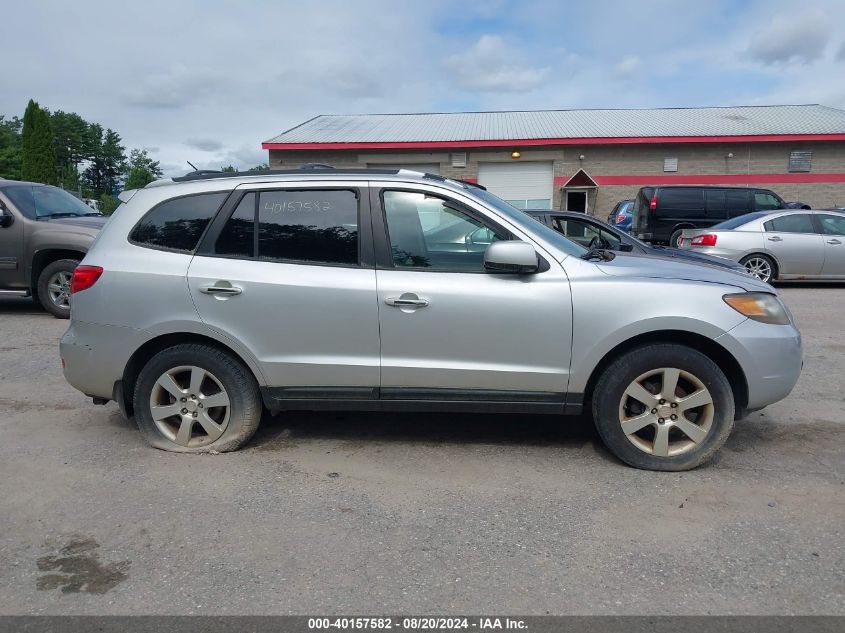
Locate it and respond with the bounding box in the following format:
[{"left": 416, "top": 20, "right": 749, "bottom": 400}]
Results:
[
  {"left": 133, "top": 343, "right": 262, "bottom": 452},
  {"left": 740, "top": 254, "right": 776, "bottom": 283},
  {"left": 592, "top": 344, "right": 735, "bottom": 471},
  {"left": 37, "top": 259, "right": 79, "bottom": 318}
]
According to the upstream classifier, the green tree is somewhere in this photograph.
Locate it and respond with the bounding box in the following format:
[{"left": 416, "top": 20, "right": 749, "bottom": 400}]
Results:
[
  {"left": 51, "top": 110, "right": 92, "bottom": 190},
  {"left": 0, "top": 115, "right": 23, "bottom": 180},
  {"left": 220, "top": 164, "right": 237, "bottom": 172},
  {"left": 20, "top": 99, "right": 57, "bottom": 184},
  {"left": 83, "top": 127, "right": 126, "bottom": 196},
  {"left": 124, "top": 148, "right": 163, "bottom": 190},
  {"left": 98, "top": 192, "right": 120, "bottom": 215},
  {"left": 248, "top": 162, "right": 269, "bottom": 171}
]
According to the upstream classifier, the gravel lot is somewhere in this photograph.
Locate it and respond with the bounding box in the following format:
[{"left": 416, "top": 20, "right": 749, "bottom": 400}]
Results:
[{"left": 0, "top": 285, "right": 842, "bottom": 615}]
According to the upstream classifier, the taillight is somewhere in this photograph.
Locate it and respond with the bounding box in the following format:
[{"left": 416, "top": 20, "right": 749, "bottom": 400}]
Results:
[
  {"left": 691, "top": 234, "right": 718, "bottom": 247},
  {"left": 649, "top": 196, "right": 658, "bottom": 210},
  {"left": 616, "top": 214, "right": 626, "bottom": 223},
  {"left": 70, "top": 265, "right": 103, "bottom": 294}
]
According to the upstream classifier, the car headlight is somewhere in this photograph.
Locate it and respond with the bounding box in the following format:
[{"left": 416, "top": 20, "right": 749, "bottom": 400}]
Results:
[{"left": 723, "top": 292, "right": 791, "bottom": 325}]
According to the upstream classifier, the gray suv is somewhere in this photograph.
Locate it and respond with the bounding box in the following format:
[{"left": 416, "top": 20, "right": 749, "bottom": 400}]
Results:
[
  {"left": 0, "top": 180, "right": 106, "bottom": 317},
  {"left": 60, "top": 169, "right": 803, "bottom": 470}
]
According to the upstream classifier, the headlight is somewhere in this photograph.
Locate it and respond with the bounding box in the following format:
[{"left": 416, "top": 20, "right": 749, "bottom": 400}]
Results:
[{"left": 723, "top": 292, "right": 790, "bottom": 325}]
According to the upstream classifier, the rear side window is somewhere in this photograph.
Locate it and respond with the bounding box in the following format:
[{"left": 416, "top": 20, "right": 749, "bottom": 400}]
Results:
[
  {"left": 712, "top": 211, "right": 770, "bottom": 230},
  {"left": 764, "top": 214, "right": 815, "bottom": 234},
  {"left": 656, "top": 188, "right": 704, "bottom": 218},
  {"left": 214, "top": 189, "right": 359, "bottom": 265},
  {"left": 131, "top": 192, "right": 228, "bottom": 252},
  {"left": 725, "top": 190, "right": 751, "bottom": 218}
]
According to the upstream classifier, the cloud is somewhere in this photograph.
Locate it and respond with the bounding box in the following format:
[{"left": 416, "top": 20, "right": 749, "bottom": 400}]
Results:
[
  {"left": 746, "top": 10, "right": 832, "bottom": 64},
  {"left": 185, "top": 138, "right": 224, "bottom": 152},
  {"left": 612, "top": 56, "right": 642, "bottom": 80},
  {"left": 122, "top": 65, "right": 220, "bottom": 109},
  {"left": 446, "top": 35, "right": 549, "bottom": 93},
  {"left": 838, "top": 41, "right": 845, "bottom": 61}
]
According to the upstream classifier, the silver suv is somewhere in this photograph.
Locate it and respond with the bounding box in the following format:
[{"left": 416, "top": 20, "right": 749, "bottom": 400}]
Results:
[{"left": 60, "top": 169, "right": 802, "bottom": 470}]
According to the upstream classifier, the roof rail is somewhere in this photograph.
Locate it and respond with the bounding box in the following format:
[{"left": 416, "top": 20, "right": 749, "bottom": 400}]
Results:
[{"left": 171, "top": 167, "right": 403, "bottom": 183}]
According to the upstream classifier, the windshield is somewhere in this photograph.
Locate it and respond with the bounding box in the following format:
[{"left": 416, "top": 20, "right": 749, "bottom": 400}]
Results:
[
  {"left": 464, "top": 187, "right": 587, "bottom": 256},
  {"left": 33, "top": 186, "right": 99, "bottom": 217},
  {"left": 3, "top": 184, "right": 99, "bottom": 218},
  {"left": 712, "top": 211, "right": 770, "bottom": 230}
]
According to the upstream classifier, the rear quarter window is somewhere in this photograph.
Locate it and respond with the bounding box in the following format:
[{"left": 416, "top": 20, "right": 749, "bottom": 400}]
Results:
[{"left": 130, "top": 192, "right": 228, "bottom": 252}]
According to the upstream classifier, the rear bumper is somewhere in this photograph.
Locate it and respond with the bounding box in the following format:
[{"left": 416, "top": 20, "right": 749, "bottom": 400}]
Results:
[
  {"left": 678, "top": 245, "right": 743, "bottom": 261},
  {"left": 60, "top": 320, "right": 145, "bottom": 400},
  {"left": 716, "top": 318, "right": 802, "bottom": 410}
]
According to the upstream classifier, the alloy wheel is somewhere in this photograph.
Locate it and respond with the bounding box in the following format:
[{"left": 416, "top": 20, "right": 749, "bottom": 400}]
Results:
[
  {"left": 47, "top": 271, "right": 72, "bottom": 309},
  {"left": 743, "top": 257, "right": 772, "bottom": 282},
  {"left": 618, "top": 367, "right": 714, "bottom": 457},
  {"left": 149, "top": 365, "right": 231, "bottom": 447}
]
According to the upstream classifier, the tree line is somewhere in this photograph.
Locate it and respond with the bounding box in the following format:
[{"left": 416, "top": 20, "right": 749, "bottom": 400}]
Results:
[{"left": 1, "top": 99, "right": 163, "bottom": 214}]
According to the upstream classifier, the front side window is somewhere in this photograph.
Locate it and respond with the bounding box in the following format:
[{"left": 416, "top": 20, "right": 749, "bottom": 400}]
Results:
[
  {"left": 131, "top": 192, "right": 228, "bottom": 252},
  {"left": 553, "top": 218, "right": 621, "bottom": 249},
  {"left": 213, "top": 189, "right": 359, "bottom": 265},
  {"left": 383, "top": 190, "right": 505, "bottom": 271},
  {"left": 754, "top": 192, "right": 783, "bottom": 211},
  {"left": 764, "top": 214, "right": 815, "bottom": 234},
  {"left": 818, "top": 214, "right": 845, "bottom": 236}
]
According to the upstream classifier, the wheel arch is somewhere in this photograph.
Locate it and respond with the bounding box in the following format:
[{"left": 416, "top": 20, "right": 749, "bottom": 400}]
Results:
[
  {"left": 739, "top": 251, "right": 780, "bottom": 279},
  {"left": 582, "top": 329, "right": 749, "bottom": 419},
  {"left": 117, "top": 332, "right": 263, "bottom": 418},
  {"left": 30, "top": 248, "right": 86, "bottom": 293}
]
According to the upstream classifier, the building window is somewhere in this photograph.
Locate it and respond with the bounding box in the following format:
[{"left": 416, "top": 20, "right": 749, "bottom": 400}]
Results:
[
  {"left": 788, "top": 150, "right": 812, "bottom": 173},
  {"left": 663, "top": 157, "right": 678, "bottom": 172}
]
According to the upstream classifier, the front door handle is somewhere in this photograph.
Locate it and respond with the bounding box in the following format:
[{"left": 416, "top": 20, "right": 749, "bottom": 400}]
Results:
[
  {"left": 199, "top": 283, "right": 242, "bottom": 296},
  {"left": 826, "top": 239, "right": 842, "bottom": 245},
  {"left": 385, "top": 294, "right": 429, "bottom": 308},
  {"left": 767, "top": 236, "right": 783, "bottom": 242}
]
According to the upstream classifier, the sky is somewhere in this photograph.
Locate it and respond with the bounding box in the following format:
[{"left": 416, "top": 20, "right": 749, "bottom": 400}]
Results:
[{"left": 4, "top": 0, "right": 845, "bottom": 176}]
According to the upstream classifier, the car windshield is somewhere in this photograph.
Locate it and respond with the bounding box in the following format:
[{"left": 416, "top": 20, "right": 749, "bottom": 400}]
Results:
[
  {"left": 33, "top": 186, "right": 100, "bottom": 218},
  {"left": 712, "top": 212, "right": 770, "bottom": 230},
  {"left": 4, "top": 184, "right": 99, "bottom": 218},
  {"left": 464, "top": 187, "right": 587, "bottom": 256}
]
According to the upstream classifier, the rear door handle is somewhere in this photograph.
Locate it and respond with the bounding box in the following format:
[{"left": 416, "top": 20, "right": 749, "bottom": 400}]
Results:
[
  {"left": 385, "top": 294, "right": 429, "bottom": 308},
  {"left": 199, "top": 283, "right": 242, "bottom": 296},
  {"left": 767, "top": 236, "right": 783, "bottom": 242},
  {"left": 826, "top": 239, "right": 842, "bottom": 245}
]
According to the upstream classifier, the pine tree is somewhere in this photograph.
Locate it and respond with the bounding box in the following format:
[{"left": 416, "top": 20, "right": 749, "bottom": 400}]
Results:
[
  {"left": 21, "top": 99, "right": 58, "bottom": 184},
  {"left": 124, "top": 149, "right": 163, "bottom": 190}
]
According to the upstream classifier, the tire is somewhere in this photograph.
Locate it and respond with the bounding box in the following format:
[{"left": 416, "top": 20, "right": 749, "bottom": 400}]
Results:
[
  {"left": 36, "top": 259, "right": 79, "bottom": 319},
  {"left": 133, "top": 343, "right": 262, "bottom": 453},
  {"left": 591, "top": 343, "right": 734, "bottom": 471},
  {"left": 740, "top": 254, "right": 776, "bottom": 283},
  {"left": 669, "top": 229, "right": 686, "bottom": 248}
]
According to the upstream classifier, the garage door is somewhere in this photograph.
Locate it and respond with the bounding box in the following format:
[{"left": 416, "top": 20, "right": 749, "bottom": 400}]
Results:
[
  {"left": 367, "top": 163, "right": 440, "bottom": 175},
  {"left": 477, "top": 162, "right": 553, "bottom": 209}
]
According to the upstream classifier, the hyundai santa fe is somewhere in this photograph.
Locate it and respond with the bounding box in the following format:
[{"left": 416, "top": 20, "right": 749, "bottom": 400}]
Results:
[{"left": 60, "top": 169, "right": 802, "bottom": 471}]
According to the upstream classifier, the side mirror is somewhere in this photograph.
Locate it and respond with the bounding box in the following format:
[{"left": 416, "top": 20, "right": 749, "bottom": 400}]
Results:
[
  {"left": 484, "top": 241, "right": 539, "bottom": 274},
  {"left": 0, "top": 208, "right": 13, "bottom": 229},
  {"left": 619, "top": 243, "right": 634, "bottom": 252}
]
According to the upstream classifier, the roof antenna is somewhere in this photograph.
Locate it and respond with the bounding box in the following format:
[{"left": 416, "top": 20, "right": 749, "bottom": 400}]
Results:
[{"left": 187, "top": 161, "right": 198, "bottom": 171}]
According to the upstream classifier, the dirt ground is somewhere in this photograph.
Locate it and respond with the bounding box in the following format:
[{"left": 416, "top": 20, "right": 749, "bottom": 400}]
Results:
[{"left": 0, "top": 285, "right": 842, "bottom": 615}]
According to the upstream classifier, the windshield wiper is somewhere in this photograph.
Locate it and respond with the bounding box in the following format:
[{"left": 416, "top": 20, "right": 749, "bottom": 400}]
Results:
[
  {"left": 39, "top": 213, "right": 79, "bottom": 219},
  {"left": 581, "top": 248, "right": 616, "bottom": 262},
  {"left": 84, "top": 212, "right": 104, "bottom": 217}
]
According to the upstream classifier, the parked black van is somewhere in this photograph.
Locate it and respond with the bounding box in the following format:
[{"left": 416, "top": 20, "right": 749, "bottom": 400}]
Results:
[{"left": 632, "top": 186, "right": 796, "bottom": 246}]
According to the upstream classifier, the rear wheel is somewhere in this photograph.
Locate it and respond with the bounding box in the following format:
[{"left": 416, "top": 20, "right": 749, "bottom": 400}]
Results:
[
  {"left": 133, "top": 343, "right": 262, "bottom": 453},
  {"left": 740, "top": 254, "right": 775, "bottom": 283},
  {"left": 592, "top": 344, "right": 734, "bottom": 471},
  {"left": 37, "top": 259, "right": 79, "bottom": 319},
  {"left": 669, "top": 229, "right": 687, "bottom": 248}
]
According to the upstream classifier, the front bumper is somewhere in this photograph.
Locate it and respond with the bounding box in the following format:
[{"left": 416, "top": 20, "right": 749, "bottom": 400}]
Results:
[
  {"left": 60, "top": 320, "right": 145, "bottom": 401},
  {"left": 716, "top": 318, "right": 802, "bottom": 411}
]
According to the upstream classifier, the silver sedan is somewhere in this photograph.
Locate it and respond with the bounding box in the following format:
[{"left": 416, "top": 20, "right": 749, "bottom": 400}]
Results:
[{"left": 679, "top": 209, "right": 845, "bottom": 283}]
